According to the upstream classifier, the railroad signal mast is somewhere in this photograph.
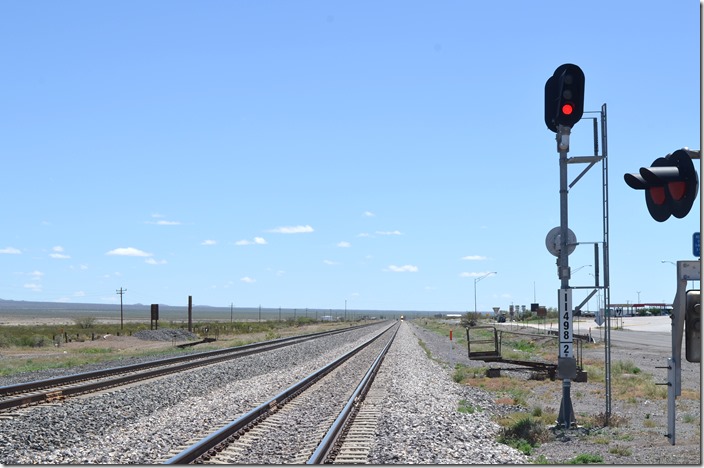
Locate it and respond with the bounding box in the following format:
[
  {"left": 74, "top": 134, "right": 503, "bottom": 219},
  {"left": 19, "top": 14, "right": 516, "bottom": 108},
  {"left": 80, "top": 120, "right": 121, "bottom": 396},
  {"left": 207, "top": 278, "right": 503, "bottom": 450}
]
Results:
[
  {"left": 544, "top": 63, "right": 588, "bottom": 430},
  {"left": 624, "top": 149, "right": 700, "bottom": 445},
  {"left": 544, "top": 64, "right": 613, "bottom": 431}
]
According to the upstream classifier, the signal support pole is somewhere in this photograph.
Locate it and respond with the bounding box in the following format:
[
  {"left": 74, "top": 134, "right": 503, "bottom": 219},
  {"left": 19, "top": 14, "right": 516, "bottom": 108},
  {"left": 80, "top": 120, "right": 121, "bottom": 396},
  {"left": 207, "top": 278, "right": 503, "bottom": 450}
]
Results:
[
  {"left": 556, "top": 125, "right": 577, "bottom": 429},
  {"left": 666, "top": 260, "right": 701, "bottom": 445}
]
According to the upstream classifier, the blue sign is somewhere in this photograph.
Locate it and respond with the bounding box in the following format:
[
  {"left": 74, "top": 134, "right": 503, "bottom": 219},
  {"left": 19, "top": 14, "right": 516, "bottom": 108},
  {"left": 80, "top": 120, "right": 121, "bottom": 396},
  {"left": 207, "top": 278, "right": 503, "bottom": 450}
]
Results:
[{"left": 694, "top": 232, "right": 700, "bottom": 257}]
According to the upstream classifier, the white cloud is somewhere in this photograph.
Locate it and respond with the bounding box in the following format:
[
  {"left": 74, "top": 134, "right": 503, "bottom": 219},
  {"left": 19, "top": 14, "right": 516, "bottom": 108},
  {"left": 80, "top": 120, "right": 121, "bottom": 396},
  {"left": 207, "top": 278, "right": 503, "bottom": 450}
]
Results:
[
  {"left": 363, "top": 211, "right": 375, "bottom": 217},
  {"left": 324, "top": 259, "right": 340, "bottom": 265},
  {"left": 268, "top": 225, "right": 314, "bottom": 234},
  {"left": 337, "top": 241, "right": 351, "bottom": 248},
  {"left": 145, "top": 258, "right": 167, "bottom": 265},
  {"left": 376, "top": 230, "right": 402, "bottom": 236},
  {"left": 240, "top": 276, "right": 256, "bottom": 283},
  {"left": 236, "top": 237, "right": 268, "bottom": 246},
  {"left": 385, "top": 264, "right": 419, "bottom": 273},
  {"left": 462, "top": 255, "right": 487, "bottom": 261},
  {"left": 106, "top": 247, "right": 153, "bottom": 257},
  {"left": 50, "top": 253, "right": 70, "bottom": 259},
  {"left": 74, "top": 291, "right": 86, "bottom": 297},
  {"left": 147, "top": 214, "right": 180, "bottom": 225},
  {"left": 201, "top": 239, "right": 217, "bottom": 246},
  {"left": 0, "top": 247, "right": 21, "bottom": 254},
  {"left": 29, "top": 270, "right": 44, "bottom": 280},
  {"left": 24, "top": 283, "right": 42, "bottom": 291}
]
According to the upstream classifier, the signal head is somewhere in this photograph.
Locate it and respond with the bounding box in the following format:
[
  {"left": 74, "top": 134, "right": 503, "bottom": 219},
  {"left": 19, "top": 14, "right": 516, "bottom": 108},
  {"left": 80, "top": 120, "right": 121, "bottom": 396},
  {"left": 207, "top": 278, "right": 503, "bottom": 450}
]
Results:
[{"left": 544, "top": 63, "right": 585, "bottom": 132}]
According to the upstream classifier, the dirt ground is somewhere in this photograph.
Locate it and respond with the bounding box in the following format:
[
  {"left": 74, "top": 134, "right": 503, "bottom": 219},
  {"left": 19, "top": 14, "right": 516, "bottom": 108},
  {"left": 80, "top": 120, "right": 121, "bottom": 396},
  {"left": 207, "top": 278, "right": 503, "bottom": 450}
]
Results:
[{"left": 0, "top": 319, "right": 342, "bottom": 361}]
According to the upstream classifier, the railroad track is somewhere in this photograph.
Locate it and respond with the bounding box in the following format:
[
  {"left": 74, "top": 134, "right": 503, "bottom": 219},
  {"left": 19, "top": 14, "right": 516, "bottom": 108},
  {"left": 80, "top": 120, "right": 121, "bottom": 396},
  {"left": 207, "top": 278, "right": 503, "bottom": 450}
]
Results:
[
  {"left": 0, "top": 322, "right": 379, "bottom": 414},
  {"left": 161, "top": 322, "right": 399, "bottom": 464}
]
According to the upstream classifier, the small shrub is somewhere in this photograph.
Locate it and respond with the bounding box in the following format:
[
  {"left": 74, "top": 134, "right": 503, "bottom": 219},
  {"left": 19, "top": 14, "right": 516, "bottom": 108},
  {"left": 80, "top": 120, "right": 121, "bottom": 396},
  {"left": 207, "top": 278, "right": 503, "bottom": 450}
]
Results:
[
  {"left": 18, "top": 335, "right": 51, "bottom": 348},
  {"left": 613, "top": 360, "right": 640, "bottom": 375},
  {"left": 590, "top": 435, "right": 610, "bottom": 445},
  {"left": 513, "top": 339, "right": 537, "bottom": 353},
  {"left": 498, "top": 416, "right": 550, "bottom": 455},
  {"left": 73, "top": 316, "right": 97, "bottom": 329},
  {"left": 588, "top": 412, "right": 627, "bottom": 428},
  {"left": 567, "top": 453, "right": 604, "bottom": 464},
  {"left": 608, "top": 445, "right": 632, "bottom": 456},
  {"left": 458, "top": 399, "right": 481, "bottom": 414},
  {"left": 453, "top": 365, "right": 471, "bottom": 383},
  {"left": 77, "top": 347, "right": 113, "bottom": 354},
  {"left": 683, "top": 413, "right": 698, "bottom": 424}
]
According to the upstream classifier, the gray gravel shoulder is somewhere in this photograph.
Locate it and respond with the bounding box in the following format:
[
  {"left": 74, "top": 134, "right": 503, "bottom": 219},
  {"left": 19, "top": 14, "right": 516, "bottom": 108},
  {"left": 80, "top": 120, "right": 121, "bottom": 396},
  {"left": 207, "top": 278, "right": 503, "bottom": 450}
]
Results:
[
  {"left": 366, "top": 322, "right": 528, "bottom": 463},
  {"left": 406, "top": 319, "right": 702, "bottom": 465}
]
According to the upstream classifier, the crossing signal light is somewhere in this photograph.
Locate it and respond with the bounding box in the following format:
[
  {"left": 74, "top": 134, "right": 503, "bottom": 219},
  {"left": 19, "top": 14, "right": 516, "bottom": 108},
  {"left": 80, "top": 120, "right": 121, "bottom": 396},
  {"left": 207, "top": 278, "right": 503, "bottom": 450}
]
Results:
[
  {"left": 623, "top": 149, "right": 699, "bottom": 222},
  {"left": 685, "top": 290, "right": 700, "bottom": 363},
  {"left": 545, "top": 63, "right": 585, "bottom": 132}
]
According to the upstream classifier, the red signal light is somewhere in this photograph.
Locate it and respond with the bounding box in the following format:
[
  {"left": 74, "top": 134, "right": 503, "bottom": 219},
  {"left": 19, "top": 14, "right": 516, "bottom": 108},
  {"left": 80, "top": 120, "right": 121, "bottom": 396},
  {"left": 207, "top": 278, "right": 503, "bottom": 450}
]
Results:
[
  {"left": 648, "top": 186, "right": 666, "bottom": 205},
  {"left": 562, "top": 103, "right": 574, "bottom": 115},
  {"left": 668, "top": 181, "right": 686, "bottom": 201}
]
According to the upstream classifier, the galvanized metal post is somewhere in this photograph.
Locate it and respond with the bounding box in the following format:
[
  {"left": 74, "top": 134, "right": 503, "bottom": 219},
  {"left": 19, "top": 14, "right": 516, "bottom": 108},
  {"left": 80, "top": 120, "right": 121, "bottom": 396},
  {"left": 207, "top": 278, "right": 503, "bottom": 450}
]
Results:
[
  {"left": 556, "top": 124, "right": 575, "bottom": 429},
  {"left": 600, "top": 103, "right": 612, "bottom": 426},
  {"left": 667, "top": 260, "right": 701, "bottom": 445}
]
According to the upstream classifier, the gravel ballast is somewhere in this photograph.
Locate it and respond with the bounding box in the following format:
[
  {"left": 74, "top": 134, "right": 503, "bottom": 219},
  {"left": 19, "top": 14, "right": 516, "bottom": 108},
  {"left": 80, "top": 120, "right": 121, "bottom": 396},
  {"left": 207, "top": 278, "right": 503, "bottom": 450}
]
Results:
[
  {"left": 1, "top": 319, "right": 697, "bottom": 464},
  {"left": 366, "top": 322, "right": 528, "bottom": 463},
  {"left": 0, "top": 321, "right": 530, "bottom": 464}
]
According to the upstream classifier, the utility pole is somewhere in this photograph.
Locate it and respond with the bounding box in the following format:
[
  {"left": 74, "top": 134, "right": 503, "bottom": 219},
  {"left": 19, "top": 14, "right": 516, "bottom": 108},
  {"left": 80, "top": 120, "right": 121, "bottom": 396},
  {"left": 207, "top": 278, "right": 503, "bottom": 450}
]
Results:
[{"left": 116, "top": 288, "right": 126, "bottom": 330}]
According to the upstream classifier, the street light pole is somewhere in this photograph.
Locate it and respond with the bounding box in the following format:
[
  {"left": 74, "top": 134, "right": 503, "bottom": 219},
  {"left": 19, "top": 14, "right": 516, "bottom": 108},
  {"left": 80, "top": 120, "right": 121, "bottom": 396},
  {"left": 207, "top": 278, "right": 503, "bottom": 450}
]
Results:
[{"left": 474, "top": 272, "right": 497, "bottom": 315}]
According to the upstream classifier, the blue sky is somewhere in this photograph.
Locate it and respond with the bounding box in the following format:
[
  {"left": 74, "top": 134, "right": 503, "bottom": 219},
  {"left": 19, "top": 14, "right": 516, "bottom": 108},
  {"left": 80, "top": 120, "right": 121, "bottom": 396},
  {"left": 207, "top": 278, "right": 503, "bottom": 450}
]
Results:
[{"left": 0, "top": 1, "right": 700, "bottom": 313}]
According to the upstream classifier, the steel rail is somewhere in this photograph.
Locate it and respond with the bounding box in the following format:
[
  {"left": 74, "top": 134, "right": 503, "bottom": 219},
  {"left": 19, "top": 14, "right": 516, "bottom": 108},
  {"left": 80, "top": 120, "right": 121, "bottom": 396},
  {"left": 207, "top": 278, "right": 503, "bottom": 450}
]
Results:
[
  {"left": 306, "top": 322, "right": 398, "bottom": 464},
  {"left": 163, "top": 322, "right": 398, "bottom": 465},
  {"left": 0, "top": 322, "right": 381, "bottom": 411}
]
